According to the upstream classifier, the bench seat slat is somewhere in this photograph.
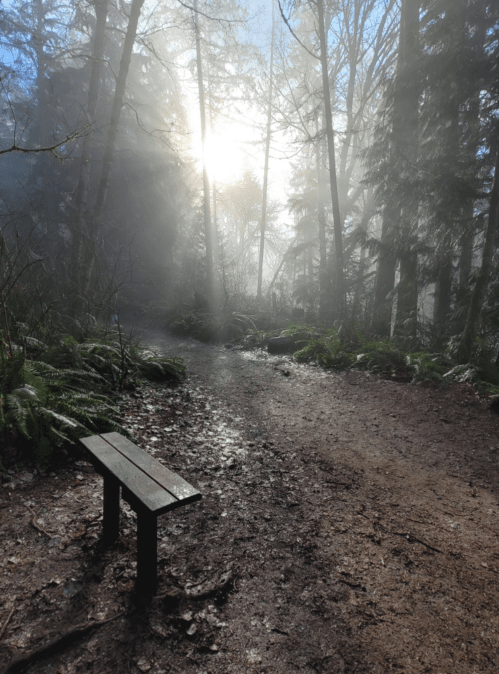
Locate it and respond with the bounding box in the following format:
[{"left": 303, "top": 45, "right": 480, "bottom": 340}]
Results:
[
  {"left": 101, "top": 432, "right": 201, "bottom": 503},
  {"left": 81, "top": 434, "right": 177, "bottom": 514}
]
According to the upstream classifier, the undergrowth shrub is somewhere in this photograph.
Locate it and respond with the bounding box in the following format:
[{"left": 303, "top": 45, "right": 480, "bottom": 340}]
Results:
[
  {"left": 352, "top": 337, "right": 409, "bottom": 378},
  {"left": 170, "top": 309, "right": 259, "bottom": 342},
  {"left": 0, "top": 325, "right": 185, "bottom": 468},
  {"left": 249, "top": 325, "right": 499, "bottom": 393},
  {"left": 167, "top": 300, "right": 292, "bottom": 344},
  {"left": 0, "top": 352, "right": 123, "bottom": 466},
  {"left": 293, "top": 330, "right": 351, "bottom": 369}
]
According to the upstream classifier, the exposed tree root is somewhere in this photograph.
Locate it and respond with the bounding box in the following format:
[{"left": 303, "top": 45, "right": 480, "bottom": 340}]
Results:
[{"left": 1, "top": 612, "right": 124, "bottom": 674}]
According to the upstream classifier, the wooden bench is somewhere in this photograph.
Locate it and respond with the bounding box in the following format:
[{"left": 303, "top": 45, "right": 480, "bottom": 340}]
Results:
[{"left": 80, "top": 431, "right": 201, "bottom": 596}]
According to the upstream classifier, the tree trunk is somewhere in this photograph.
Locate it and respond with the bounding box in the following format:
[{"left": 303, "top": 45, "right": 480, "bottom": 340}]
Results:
[
  {"left": 315, "top": 122, "right": 329, "bottom": 320},
  {"left": 267, "top": 236, "right": 298, "bottom": 297},
  {"left": 371, "top": 205, "right": 398, "bottom": 336},
  {"left": 70, "top": 0, "right": 109, "bottom": 289},
  {"left": 393, "top": 0, "right": 420, "bottom": 342},
  {"left": 32, "top": 0, "right": 54, "bottom": 240},
  {"left": 371, "top": 0, "right": 420, "bottom": 339},
  {"left": 257, "top": 2, "right": 275, "bottom": 301},
  {"left": 455, "top": 3, "right": 484, "bottom": 333},
  {"left": 433, "top": 247, "right": 453, "bottom": 340},
  {"left": 353, "top": 189, "right": 374, "bottom": 325},
  {"left": 194, "top": 0, "right": 216, "bottom": 309},
  {"left": 91, "top": 0, "right": 144, "bottom": 222},
  {"left": 432, "top": 0, "right": 465, "bottom": 344},
  {"left": 83, "top": 0, "right": 145, "bottom": 296},
  {"left": 455, "top": 200, "right": 474, "bottom": 331},
  {"left": 457, "top": 147, "right": 499, "bottom": 363},
  {"left": 316, "top": 0, "right": 345, "bottom": 322}
]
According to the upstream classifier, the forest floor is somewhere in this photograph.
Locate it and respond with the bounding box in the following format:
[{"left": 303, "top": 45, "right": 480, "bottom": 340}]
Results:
[{"left": 2, "top": 330, "right": 499, "bottom": 674}]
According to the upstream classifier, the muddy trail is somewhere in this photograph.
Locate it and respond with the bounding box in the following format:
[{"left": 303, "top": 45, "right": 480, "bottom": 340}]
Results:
[{"left": 1, "top": 331, "right": 499, "bottom": 674}]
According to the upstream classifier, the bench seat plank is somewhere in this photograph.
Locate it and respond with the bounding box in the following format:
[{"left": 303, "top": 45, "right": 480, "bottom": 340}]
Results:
[
  {"left": 81, "top": 434, "right": 179, "bottom": 515},
  {"left": 101, "top": 432, "right": 200, "bottom": 503}
]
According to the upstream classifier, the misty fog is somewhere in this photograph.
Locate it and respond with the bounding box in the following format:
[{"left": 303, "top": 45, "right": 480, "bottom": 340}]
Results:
[{"left": 0, "top": 0, "right": 498, "bottom": 358}]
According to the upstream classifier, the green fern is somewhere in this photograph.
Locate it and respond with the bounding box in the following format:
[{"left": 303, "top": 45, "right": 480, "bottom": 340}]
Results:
[
  {"left": 1, "top": 326, "right": 185, "bottom": 465},
  {"left": 136, "top": 352, "right": 186, "bottom": 382}
]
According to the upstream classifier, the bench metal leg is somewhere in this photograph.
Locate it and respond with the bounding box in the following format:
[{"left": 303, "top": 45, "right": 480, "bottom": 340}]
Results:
[
  {"left": 136, "top": 510, "right": 157, "bottom": 596},
  {"left": 103, "top": 475, "right": 120, "bottom": 544}
]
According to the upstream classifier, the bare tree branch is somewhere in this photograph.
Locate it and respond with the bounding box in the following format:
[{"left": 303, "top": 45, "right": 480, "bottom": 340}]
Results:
[
  {"left": 176, "top": 0, "right": 245, "bottom": 25},
  {"left": 277, "top": 0, "right": 319, "bottom": 60},
  {"left": 0, "top": 127, "right": 89, "bottom": 159}
]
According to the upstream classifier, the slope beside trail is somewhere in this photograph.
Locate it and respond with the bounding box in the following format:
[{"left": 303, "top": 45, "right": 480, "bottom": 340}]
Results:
[{"left": 1, "top": 331, "right": 499, "bottom": 674}]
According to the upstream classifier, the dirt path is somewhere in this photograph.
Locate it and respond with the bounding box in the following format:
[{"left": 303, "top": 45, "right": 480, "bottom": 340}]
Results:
[{"left": 1, "top": 332, "right": 499, "bottom": 674}]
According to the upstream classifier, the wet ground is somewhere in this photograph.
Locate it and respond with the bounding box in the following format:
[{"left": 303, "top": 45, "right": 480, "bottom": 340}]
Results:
[{"left": 1, "top": 331, "right": 499, "bottom": 673}]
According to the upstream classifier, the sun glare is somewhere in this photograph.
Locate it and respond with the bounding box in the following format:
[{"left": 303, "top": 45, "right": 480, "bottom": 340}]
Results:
[{"left": 195, "top": 128, "right": 248, "bottom": 186}]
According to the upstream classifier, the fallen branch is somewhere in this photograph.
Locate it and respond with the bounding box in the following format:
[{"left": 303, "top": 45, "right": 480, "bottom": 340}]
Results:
[
  {"left": 186, "top": 569, "right": 234, "bottom": 599},
  {"left": 0, "top": 605, "right": 15, "bottom": 641},
  {"left": 26, "top": 506, "right": 53, "bottom": 538},
  {"left": 154, "top": 569, "right": 235, "bottom": 603},
  {"left": 1, "top": 612, "right": 124, "bottom": 674},
  {"left": 385, "top": 529, "right": 444, "bottom": 555}
]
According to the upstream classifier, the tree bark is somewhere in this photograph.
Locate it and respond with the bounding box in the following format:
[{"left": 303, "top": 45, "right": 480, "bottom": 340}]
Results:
[
  {"left": 371, "top": 205, "right": 398, "bottom": 336},
  {"left": 393, "top": 0, "right": 420, "bottom": 341},
  {"left": 457, "top": 146, "right": 499, "bottom": 363},
  {"left": 257, "top": 1, "right": 275, "bottom": 301},
  {"left": 353, "top": 189, "right": 374, "bottom": 325},
  {"left": 455, "top": 200, "right": 474, "bottom": 331},
  {"left": 70, "top": 0, "right": 109, "bottom": 288},
  {"left": 91, "top": 0, "right": 145, "bottom": 223},
  {"left": 316, "top": 0, "right": 345, "bottom": 322},
  {"left": 83, "top": 0, "right": 145, "bottom": 296},
  {"left": 433, "top": 242, "right": 453, "bottom": 338},
  {"left": 371, "top": 0, "right": 420, "bottom": 339},
  {"left": 194, "top": 0, "right": 216, "bottom": 309},
  {"left": 432, "top": 0, "right": 466, "bottom": 344},
  {"left": 315, "top": 119, "right": 329, "bottom": 320}
]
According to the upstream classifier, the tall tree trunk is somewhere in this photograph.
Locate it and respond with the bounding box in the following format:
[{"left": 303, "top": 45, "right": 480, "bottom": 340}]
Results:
[
  {"left": 91, "top": 0, "right": 144, "bottom": 222},
  {"left": 457, "top": 146, "right": 499, "bottom": 364},
  {"left": 267, "top": 236, "right": 298, "bottom": 297},
  {"left": 83, "top": 0, "right": 145, "bottom": 296},
  {"left": 454, "top": 5, "right": 484, "bottom": 333},
  {"left": 371, "top": 0, "right": 420, "bottom": 339},
  {"left": 432, "top": 0, "right": 465, "bottom": 344},
  {"left": 257, "top": 1, "right": 275, "bottom": 301},
  {"left": 33, "top": 0, "right": 50, "bottom": 145},
  {"left": 33, "top": 0, "right": 55, "bottom": 240},
  {"left": 194, "top": 0, "right": 216, "bottom": 309},
  {"left": 433, "top": 237, "right": 453, "bottom": 339},
  {"left": 353, "top": 189, "right": 374, "bottom": 325},
  {"left": 207, "top": 71, "right": 222, "bottom": 302},
  {"left": 455, "top": 200, "right": 474, "bottom": 331},
  {"left": 371, "top": 205, "right": 398, "bottom": 336},
  {"left": 315, "top": 119, "right": 329, "bottom": 320},
  {"left": 70, "top": 0, "right": 109, "bottom": 290},
  {"left": 393, "top": 0, "right": 420, "bottom": 341},
  {"left": 316, "top": 0, "right": 345, "bottom": 322}
]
